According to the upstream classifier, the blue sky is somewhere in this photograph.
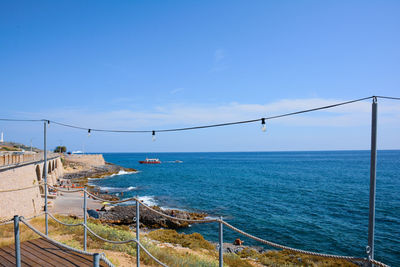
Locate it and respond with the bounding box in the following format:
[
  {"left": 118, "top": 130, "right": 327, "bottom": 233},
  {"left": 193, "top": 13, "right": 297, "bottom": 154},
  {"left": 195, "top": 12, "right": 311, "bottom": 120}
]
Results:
[{"left": 0, "top": 1, "right": 399, "bottom": 152}]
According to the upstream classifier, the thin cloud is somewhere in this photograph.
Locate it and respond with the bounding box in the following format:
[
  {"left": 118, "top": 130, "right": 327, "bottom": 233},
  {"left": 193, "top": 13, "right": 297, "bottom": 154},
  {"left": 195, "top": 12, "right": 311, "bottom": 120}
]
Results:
[
  {"left": 170, "top": 88, "right": 185, "bottom": 95},
  {"left": 22, "top": 98, "right": 400, "bottom": 131},
  {"left": 210, "top": 49, "right": 228, "bottom": 72}
]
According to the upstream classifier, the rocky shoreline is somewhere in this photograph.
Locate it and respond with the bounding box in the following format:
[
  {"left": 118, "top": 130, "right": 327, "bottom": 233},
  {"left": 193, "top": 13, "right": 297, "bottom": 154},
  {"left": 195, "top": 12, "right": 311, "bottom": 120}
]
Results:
[
  {"left": 97, "top": 205, "right": 208, "bottom": 229},
  {"left": 61, "top": 156, "right": 209, "bottom": 230},
  {"left": 60, "top": 155, "right": 264, "bottom": 257}
]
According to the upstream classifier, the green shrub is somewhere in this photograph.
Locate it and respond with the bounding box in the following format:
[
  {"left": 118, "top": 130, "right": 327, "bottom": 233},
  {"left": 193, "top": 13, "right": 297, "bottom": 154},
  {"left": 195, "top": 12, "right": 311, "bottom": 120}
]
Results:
[{"left": 148, "top": 229, "right": 215, "bottom": 250}]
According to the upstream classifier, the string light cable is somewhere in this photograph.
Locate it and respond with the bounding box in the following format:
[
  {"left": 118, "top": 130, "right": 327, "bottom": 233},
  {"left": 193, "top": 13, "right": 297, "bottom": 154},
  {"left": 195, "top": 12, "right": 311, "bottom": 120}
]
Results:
[{"left": 0, "top": 95, "right": 399, "bottom": 135}]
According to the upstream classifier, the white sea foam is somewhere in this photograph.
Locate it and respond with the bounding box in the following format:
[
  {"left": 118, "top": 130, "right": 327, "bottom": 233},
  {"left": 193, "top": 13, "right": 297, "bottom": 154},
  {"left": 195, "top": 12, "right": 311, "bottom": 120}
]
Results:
[
  {"left": 98, "top": 186, "right": 137, "bottom": 192},
  {"left": 138, "top": 196, "right": 157, "bottom": 206},
  {"left": 109, "top": 170, "right": 136, "bottom": 177},
  {"left": 121, "top": 196, "right": 157, "bottom": 206}
]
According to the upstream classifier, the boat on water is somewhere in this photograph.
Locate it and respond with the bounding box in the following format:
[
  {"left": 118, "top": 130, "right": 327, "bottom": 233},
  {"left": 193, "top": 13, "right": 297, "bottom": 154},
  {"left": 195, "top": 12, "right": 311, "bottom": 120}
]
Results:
[{"left": 139, "top": 158, "right": 161, "bottom": 164}]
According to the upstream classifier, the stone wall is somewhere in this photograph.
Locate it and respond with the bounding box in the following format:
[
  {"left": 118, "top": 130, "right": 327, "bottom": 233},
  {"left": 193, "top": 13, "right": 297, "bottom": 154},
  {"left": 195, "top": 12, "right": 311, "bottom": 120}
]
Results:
[
  {"left": 0, "top": 157, "right": 63, "bottom": 220},
  {"left": 64, "top": 154, "right": 105, "bottom": 167}
]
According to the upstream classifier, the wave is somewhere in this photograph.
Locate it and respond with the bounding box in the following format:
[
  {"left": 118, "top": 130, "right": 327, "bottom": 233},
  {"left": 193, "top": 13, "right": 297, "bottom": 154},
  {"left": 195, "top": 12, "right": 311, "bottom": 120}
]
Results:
[
  {"left": 98, "top": 186, "right": 137, "bottom": 193},
  {"left": 120, "top": 196, "right": 157, "bottom": 207},
  {"left": 88, "top": 178, "right": 102, "bottom": 181},
  {"left": 109, "top": 170, "right": 137, "bottom": 177}
]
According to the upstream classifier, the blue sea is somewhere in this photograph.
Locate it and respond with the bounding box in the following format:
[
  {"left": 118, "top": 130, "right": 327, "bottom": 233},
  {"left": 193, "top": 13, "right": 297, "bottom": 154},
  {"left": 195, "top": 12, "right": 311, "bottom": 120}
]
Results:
[{"left": 89, "top": 151, "right": 400, "bottom": 266}]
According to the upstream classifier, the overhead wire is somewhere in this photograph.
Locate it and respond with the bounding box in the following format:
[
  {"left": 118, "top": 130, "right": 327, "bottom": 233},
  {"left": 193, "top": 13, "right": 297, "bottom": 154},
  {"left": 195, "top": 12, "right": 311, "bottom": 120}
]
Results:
[{"left": 0, "top": 96, "right": 399, "bottom": 134}]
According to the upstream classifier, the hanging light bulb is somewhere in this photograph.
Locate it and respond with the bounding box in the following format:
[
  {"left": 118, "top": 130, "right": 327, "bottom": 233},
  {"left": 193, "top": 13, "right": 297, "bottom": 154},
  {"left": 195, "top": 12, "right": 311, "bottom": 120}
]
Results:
[
  {"left": 261, "top": 118, "right": 266, "bottom": 132},
  {"left": 152, "top": 131, "right": 156, "bottom": 142},
  {"left": 47, "top": 120, "right": 50, "bottom": 128},
  {"left": 88, "top": 129, "right": 91, "bottom": 137}
]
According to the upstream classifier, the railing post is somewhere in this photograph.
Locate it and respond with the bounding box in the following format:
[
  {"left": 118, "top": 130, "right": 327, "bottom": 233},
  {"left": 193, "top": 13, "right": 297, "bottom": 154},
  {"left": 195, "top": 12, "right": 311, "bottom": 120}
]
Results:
[
  {"left": 44, "top": 121, "right": 48, "bottom": 235},
  {"left": 14, "top": 215, "right": 21, "bottom": 267},
  {"left": 93, "top": 253, "right": 100, "bottom": 267},
  {"left": 219, "top": 216, "right": 223, "bottom": 267},
  {"left": 367, "top": 97, "right": 378, "bottom": 266},
  {"left": 84, "top": 187, "right": 87, "bottom": 251},
  {"left": 136, "top": 197, "right": 140, "bottom": 267}
]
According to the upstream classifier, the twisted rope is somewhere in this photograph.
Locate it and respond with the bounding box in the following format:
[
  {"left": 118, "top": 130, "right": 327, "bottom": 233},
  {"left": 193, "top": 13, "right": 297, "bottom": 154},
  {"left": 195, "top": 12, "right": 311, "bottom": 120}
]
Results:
[
  {"left": 27, "top": 187, "right": 390, "bottom": 266},
  {"left": 137, "top": 241, "right": 169, "bottom": 267},
  {"left": 0, "top": 217, "right": 13, "bottom": 226},
  {"left": 20, "top": 217, "right": 95, "bottom": 256},
  {"left": 47, "top": 185, "right": 84, "bottom": 193},
  {"left": 0, "top": 182, "right": 44, "bottom": 193},
  {"left": 83, "top": 224, "right": 138, "bottom": 244},
  {"left": 19, "top": 217, "right": 116, "bottom": 266},
  {"left": 136, "top": 198, "right": 217, "bottom": 223},
  {"left": 84, "top": 190, "right": 136, "bottom": 203},
  {"left": 47, "top": 212, "right": 83, "bottom": 227},
  {"left": 46, "top": 212, "right": 168, "bottom": 266},
  {"left": 100, "top": 253, "right": 115, "bottom": 267},
  {"left": 220, "top": 220, "right": 389, "bottom": 267},
  {"left": 0, "top": 212, "right": 45, "bottom": 226},
  {"left": 82, "top": 224, "right": 168, "bottom": 266}
]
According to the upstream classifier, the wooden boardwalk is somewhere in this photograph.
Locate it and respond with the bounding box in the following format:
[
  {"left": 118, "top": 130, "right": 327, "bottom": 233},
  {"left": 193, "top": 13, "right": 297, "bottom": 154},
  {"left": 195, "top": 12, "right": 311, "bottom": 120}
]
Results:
[{"left": 0, "top": 238, "right": 107, "bottom": 266}]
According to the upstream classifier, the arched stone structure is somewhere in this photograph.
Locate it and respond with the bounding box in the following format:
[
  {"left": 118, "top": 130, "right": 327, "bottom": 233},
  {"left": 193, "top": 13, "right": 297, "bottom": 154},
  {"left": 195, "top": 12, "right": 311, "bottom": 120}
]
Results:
[{"left": 35, "top": 165, "right": 41, "bottom": 181}]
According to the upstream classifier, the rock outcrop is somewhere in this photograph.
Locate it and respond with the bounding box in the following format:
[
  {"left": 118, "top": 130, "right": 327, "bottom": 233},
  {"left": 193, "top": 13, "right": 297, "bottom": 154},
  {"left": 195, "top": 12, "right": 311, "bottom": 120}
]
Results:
[{"left": 97, "top": 205, "right": 208, "bottom": 229}]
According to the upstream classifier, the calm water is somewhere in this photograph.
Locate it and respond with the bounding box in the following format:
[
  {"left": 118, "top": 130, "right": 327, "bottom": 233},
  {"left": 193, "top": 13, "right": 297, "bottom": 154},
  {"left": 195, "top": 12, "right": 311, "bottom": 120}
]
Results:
[{"left": 89, "top": 151, "right": 400, "bottom": 265}]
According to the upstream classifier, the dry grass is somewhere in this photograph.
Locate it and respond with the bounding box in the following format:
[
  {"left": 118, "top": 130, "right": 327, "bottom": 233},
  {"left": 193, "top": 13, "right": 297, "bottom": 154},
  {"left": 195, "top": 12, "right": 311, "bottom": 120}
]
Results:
[{"left": 0, "top": 216, "right": 358, "bottom": 266}]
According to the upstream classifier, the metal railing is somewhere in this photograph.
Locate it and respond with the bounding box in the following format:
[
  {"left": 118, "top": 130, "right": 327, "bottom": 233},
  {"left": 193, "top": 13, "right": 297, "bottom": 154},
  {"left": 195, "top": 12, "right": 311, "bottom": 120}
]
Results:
[
  {"left": 45, "top": 185, "right": 390, "bottom": 267},
  {"left": 0, "top": 152, "right": 59, "bottom": 168},
  {"left": 0, "top": 182, "right": 391, "bottom": 267}
]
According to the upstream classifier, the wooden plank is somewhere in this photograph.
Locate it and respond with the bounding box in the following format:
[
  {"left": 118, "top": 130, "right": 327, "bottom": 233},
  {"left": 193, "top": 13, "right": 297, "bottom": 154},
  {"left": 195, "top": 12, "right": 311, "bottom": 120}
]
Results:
[
  {"left": 33, "top": 239, "right": 108, "bottom": 267},
  {"left": 32, "top": 238, "right": 92, "bottom": 266},
  {"left": 0, "top": 252, "right": 15, "bottom": 267},
  {"left": 0, "top": 248, "right": 16, "bottom": 266},
  {"left": 23, "top": 240, "right": 70, "bottom": 267},
  {"left": 0, "top": 245, "right": 33, "bottom": 267},
  {"left": 20, "top": 243, "right": 58, "bottom": 267},
  {"left": 0, "top": 238, "right": 108, "bottom": 267},
  {"left": 26, "top": 239, "right": 84, "bottom": 267}
]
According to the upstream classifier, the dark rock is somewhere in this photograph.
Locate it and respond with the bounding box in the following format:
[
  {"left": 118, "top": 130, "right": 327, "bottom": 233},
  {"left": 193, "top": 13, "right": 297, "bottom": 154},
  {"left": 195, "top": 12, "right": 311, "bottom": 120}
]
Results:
[
  {"left": 97, "top": 205, "right": 207, "bottom": 229},
  {"left": 234, "top": 247, "right": 244, "bottom": 253}
]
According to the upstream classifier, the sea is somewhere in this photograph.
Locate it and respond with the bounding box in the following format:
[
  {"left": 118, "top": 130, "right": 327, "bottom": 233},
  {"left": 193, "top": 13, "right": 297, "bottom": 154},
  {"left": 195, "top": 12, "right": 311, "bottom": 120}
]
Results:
[{"left": 88, "top": 151, "right": 400, "bottom": 266}]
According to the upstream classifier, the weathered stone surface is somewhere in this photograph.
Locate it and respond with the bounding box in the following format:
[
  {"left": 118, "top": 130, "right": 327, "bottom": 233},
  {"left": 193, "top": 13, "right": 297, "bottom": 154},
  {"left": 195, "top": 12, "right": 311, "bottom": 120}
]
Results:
[
  {"left": 97, "top": 205, "right": 207, "bottom": 229},
  {"left": 0, "top": 157, "right": 63, "bottom": 219},
  {"left": 62, "top": 163, "right": 135, "bottom": 180}
]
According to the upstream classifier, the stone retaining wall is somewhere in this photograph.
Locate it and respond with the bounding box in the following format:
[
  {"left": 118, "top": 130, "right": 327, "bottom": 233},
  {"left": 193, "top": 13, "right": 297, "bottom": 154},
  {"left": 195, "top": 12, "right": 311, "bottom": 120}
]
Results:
[{"left": 0, "top": 157, "right": 63, "bottom": 220}]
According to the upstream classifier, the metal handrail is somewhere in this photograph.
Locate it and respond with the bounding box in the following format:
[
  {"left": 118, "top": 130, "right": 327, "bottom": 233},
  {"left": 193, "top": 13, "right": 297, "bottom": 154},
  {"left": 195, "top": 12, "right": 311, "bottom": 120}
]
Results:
[{"left": 43, "top": 189, "right": 390, "bottom": 267}]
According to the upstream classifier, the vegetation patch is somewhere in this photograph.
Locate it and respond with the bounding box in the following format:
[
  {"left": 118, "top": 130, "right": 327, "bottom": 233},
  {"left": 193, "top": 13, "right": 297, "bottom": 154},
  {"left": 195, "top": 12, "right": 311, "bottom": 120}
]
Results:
[
  {"left": 236, "top": 247, "right": 357, "bottom": 267},
  {"left": 148, "top": 229, "right": 215, "bottom": 250},
  {"left": 0, "top": 216, "right": 359, "bottom": 266}
]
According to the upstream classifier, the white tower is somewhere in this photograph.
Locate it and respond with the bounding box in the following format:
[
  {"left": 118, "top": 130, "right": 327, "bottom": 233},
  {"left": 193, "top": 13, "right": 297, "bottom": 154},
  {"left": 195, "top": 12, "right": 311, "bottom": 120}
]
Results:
[{"left": 0, "top": 132, "right": 3, "bottom": 143}]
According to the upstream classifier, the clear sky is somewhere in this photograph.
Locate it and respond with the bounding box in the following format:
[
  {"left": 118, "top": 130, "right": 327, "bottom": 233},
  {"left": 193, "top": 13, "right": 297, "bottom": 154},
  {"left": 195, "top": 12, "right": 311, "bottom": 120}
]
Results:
[{"left": 0, "top": 1, "right": 399, "bottom": 152}]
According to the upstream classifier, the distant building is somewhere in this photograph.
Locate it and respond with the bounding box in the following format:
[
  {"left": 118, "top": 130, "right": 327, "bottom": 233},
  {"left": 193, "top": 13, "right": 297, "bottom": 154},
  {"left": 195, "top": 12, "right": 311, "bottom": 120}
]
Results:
[{"left": 0, "top": 132, "right": 3, "bottom": 143}]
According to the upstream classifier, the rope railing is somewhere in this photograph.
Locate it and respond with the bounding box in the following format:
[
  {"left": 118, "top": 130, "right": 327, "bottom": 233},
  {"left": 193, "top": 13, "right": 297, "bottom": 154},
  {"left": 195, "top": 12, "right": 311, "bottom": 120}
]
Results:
[
  {"left": 3, "top": 95, "right": 397, "bottom": 266},
  {"left": 44, "top": 188, "right": 390, "bottom": 266},
  {"left": 20, "top": 216, "right": 95, "bottom": 256},
  {"left": 0, "top": 212, "right": 45, "bottom": 226},
  {"left": 135, "top": 197, "right": 218, "bottom": 223},
  {"left": 2, "top": 183, "right": 391, "bottom": 266},
  {"left": 220, "top": 220, "right": 389, "bottom": 267},
  {"left": 19, "top": 216, "right": 115, "bottom": 267},
  {"left": 47, "top": 185, "right": 85, "bottom": 193},
  {"left": 46, "top": 211, "right": 168, "bottom": 266},
  {"left": 47, "top": 212, "right": 82, "bottom": 227},
  {"left": 0, "top": 182, "right": 44, "bottom": 193},
  {"left": 4, "top": 193, "right": 390, "bottom": 267},
  {"left": 55, "top": 188, "right": 393, "bottom": 266}
]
